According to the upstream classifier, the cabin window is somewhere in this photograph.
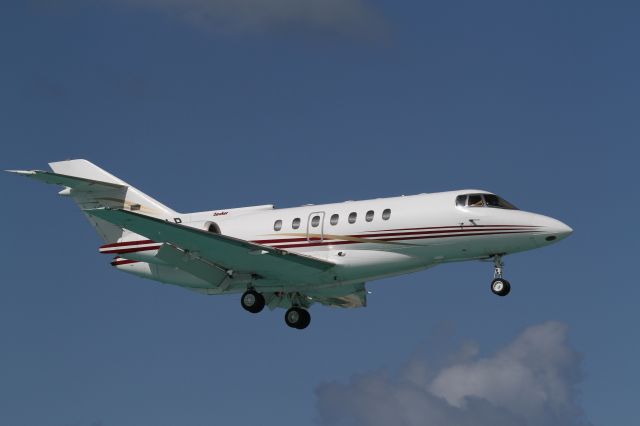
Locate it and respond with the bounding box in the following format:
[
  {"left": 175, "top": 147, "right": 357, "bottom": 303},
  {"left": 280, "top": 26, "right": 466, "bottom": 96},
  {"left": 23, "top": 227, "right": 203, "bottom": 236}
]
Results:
[
  {"left": 292, "top": 218, "right": 301, "bottom": 229},
  {"left": 311, "top": 215, "right": 320, "bottom": 227},
  {"left": 468, "top": 194, "right": 485, "bottom": 207},
  {"left": 382, "top": 209, "right": 391, "bottom": 220},
  {"left": 330, "top": 214, "right": 339, "bottom": 225},
  {"left": 274, "top": 220, "right": 283, "bottom": 231},
  {"left": 365, "top": 210, "right": 374, "bottom": 222},
  {"left": 348, "top": 212, "right": 357, "bottom": 224}
]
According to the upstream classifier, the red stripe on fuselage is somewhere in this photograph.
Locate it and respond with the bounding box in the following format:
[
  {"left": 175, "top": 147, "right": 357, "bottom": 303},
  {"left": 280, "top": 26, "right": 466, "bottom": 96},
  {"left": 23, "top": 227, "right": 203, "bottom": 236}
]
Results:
[
  {"left": 251, "top": 236, "right": 324, "bottom": 244},
  {"left": 363, "top": 224, "right": 537, "bottom": 233},
  {"left": 100, "top": 239, "right": 156, "bottom": 249},
  {"left": 101, "top": 245, "right": 162, "bottom": 254},
  {"left": 251, "top": 226, "right": 538, "bottom": 245},
  {"left": 270, "top": 230, "right": 537, "bottom": 249},
  {"left": 340, "top": 227, "right": 531, "bottom": 240}
]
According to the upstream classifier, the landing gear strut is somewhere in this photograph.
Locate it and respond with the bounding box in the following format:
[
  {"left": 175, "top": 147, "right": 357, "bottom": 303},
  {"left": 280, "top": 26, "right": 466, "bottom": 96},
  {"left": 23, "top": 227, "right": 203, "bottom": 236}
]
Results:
[
  {"left": 285, "top": 307, "right": 311, "bottom": 329},
  {"left": 241, "top": 289, "right": 265, "bottom": 313},
  {"left": 490, "top": 255, "right": 511, "bottom": 297}
]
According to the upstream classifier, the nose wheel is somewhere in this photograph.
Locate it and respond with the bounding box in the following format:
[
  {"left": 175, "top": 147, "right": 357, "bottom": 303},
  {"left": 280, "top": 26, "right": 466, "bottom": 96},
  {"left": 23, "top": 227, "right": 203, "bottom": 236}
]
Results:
[
  {"left": 285, "top": 307, "right": 311, "bottom": 329},
  {"left": 491, "top": 278, "right": 511, "bottom": 296},
  {"left": 490, "top": 255, "right": 511, "bottom": 296}
]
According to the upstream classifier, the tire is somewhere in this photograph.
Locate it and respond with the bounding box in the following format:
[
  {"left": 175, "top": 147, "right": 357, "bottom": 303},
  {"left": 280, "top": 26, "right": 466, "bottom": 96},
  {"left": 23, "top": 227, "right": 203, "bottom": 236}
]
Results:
[
  {"left": 297, "top": 309, "right": 311, "bottom": 329},
  {"left": 491, "top": 278, "right": 511, "bottom": 297},
  {"left": 285, "top": 307, "right": 311, "bottom": 329},
  {"left": 241, "top": 290, "right": 265, "bottom": 313}
]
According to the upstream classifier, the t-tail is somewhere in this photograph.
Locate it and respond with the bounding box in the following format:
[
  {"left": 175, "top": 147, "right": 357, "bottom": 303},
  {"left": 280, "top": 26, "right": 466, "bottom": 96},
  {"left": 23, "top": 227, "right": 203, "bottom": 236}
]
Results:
[{"left": 6, "top": 159, "right": 177, "bottom": 243}]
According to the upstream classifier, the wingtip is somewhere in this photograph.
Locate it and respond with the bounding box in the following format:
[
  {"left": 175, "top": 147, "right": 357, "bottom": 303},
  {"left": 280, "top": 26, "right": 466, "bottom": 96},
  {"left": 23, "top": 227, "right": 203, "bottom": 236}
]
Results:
[{"left": 5, "top": 169, "right": 36, "bottom": 175}]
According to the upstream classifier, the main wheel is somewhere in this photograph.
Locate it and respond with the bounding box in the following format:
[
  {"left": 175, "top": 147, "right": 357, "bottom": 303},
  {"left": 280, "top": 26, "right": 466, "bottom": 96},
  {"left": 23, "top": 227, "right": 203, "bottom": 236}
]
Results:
[
  {"left": 241, "top": 290, "right": 265, "bottom": 313},
  {"left": 491, "top": 278, "right": 511, "bottom": 297},
  {"left": 284, "top": 307, "right": 311, "bottom": 329}
]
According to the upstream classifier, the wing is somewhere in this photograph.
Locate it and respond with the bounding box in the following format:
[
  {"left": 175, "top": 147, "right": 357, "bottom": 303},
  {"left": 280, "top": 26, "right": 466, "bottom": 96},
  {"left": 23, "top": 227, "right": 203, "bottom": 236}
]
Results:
[{"left": 85, "top": 208, "right": 334, "bottom": 285}]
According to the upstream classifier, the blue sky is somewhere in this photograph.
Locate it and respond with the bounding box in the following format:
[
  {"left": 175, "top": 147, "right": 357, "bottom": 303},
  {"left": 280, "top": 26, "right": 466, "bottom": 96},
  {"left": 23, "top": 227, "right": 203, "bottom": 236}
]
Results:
[{"left": 1, "top": 1, "right": 637, "bottom": 425}]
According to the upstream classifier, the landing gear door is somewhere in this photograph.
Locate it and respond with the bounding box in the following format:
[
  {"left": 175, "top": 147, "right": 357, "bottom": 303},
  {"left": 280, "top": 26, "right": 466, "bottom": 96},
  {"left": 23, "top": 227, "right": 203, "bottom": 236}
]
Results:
[{"left": 306, "top": 212, "right": 325, "bottom": 243}]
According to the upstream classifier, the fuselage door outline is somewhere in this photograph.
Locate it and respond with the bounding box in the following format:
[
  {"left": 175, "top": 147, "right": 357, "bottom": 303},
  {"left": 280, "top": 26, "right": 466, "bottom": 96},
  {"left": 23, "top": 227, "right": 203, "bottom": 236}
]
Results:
[{"left": 306, "top": 211, "right": 326, "bottom": 243}]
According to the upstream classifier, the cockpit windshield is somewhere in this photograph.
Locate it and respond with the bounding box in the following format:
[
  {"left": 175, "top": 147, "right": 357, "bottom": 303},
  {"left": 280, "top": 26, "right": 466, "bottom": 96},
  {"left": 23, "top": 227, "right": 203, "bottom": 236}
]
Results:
[{"left": 455, "top": 193, "right": 518, "bottom": 210}]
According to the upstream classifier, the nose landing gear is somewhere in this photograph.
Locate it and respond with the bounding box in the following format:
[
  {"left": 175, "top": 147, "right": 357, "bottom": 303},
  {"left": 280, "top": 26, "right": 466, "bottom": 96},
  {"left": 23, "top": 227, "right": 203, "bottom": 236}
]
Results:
[{"left": 490, "top": 255, "right": 511, "bottom": 297}]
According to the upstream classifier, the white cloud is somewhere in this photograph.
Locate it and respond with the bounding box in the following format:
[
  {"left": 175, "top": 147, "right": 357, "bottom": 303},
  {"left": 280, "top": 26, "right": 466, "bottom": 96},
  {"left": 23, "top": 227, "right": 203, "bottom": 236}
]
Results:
[
  {"left": 112, "top": 0, "right": 386, "bottom": 38},
  {"left": 316, "top": 322, "right": 590, "bottom": 426}
]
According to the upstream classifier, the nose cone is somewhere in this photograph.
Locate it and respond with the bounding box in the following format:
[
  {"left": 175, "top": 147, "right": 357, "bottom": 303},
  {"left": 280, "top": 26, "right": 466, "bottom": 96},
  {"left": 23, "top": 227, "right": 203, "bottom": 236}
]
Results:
[{"left": 540, "top": 216, "right": 573, "bottom": 242}]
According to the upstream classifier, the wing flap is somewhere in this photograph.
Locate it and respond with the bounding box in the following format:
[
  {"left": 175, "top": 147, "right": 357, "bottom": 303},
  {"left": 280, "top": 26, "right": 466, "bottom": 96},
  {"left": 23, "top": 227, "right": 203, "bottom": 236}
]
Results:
[
  {"left": 155, "top": 244, "right": 229, "bottom": 286},
  {"left": 85, "top": 208, "right": 334, "bottom": 284}
]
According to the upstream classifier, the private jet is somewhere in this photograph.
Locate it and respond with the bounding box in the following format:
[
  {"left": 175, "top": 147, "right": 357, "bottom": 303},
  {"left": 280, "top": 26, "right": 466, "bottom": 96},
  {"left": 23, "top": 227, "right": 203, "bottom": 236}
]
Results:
[{"left": 8, "top": 160, "right": 572, "bottom": 329}]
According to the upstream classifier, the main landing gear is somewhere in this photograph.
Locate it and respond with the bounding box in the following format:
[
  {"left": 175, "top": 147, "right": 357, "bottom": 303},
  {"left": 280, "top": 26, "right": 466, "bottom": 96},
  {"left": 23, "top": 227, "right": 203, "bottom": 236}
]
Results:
[
  {"left": 285, "top": 307, "right": 311, "bottom": 330},
  {"left": 490, "top": 255, "right": 511, "bottom": 297},
  {"left": 241, "top": 289, "right": 265, "bottom": 313},
  {"left": 240, "top": 289, "right": 311, "bottom": 329}
]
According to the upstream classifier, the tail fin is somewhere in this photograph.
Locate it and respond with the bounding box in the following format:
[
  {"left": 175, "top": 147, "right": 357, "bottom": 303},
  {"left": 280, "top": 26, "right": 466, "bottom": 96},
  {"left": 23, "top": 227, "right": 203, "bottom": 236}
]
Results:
[{"left": 8, "top": 159, "right": 177, "bottom": 243}]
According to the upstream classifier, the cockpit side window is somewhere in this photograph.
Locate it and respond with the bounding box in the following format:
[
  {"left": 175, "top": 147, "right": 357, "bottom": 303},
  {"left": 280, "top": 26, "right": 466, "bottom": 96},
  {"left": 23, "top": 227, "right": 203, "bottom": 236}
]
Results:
[
  {"left": 484, "top": 194, "right": 518, "bottom": 210},
  {"left": 456, "top": 193, "right": 518, "bottom": 210},
  {"left": 468, "top": 194, "right": 485, "bottom": 207},
  {"left": 485, "top": 194, "right": 504, "bottom": 208}
]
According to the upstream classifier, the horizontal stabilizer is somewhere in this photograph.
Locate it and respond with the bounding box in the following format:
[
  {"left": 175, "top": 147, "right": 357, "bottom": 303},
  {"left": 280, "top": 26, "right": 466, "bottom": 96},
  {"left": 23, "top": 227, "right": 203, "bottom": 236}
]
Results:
[
  {"left": 7, "top": 160, "right": 177, "bottom": 243},
  {"left": 5, "top": 169, "right": 126, "bottom": 192}
]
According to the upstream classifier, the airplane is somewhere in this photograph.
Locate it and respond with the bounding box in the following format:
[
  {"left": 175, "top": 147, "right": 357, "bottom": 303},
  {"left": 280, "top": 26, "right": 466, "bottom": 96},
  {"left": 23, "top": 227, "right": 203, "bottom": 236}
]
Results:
[{"left": 8, "top": 159, "right": 572, "bottom": 329}]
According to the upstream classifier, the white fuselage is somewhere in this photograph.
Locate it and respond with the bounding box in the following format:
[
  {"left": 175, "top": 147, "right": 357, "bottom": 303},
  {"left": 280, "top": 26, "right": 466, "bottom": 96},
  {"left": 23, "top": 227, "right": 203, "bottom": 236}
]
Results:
[{"left": 104, "top": 189, "right": 572, "bottom": 293}]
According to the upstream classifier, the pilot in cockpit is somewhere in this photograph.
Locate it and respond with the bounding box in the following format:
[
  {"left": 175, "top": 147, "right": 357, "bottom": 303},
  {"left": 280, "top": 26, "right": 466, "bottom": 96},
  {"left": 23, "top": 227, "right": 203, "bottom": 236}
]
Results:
[{"left": 456, "top": 193, "right": 518, "bottom": 210}]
